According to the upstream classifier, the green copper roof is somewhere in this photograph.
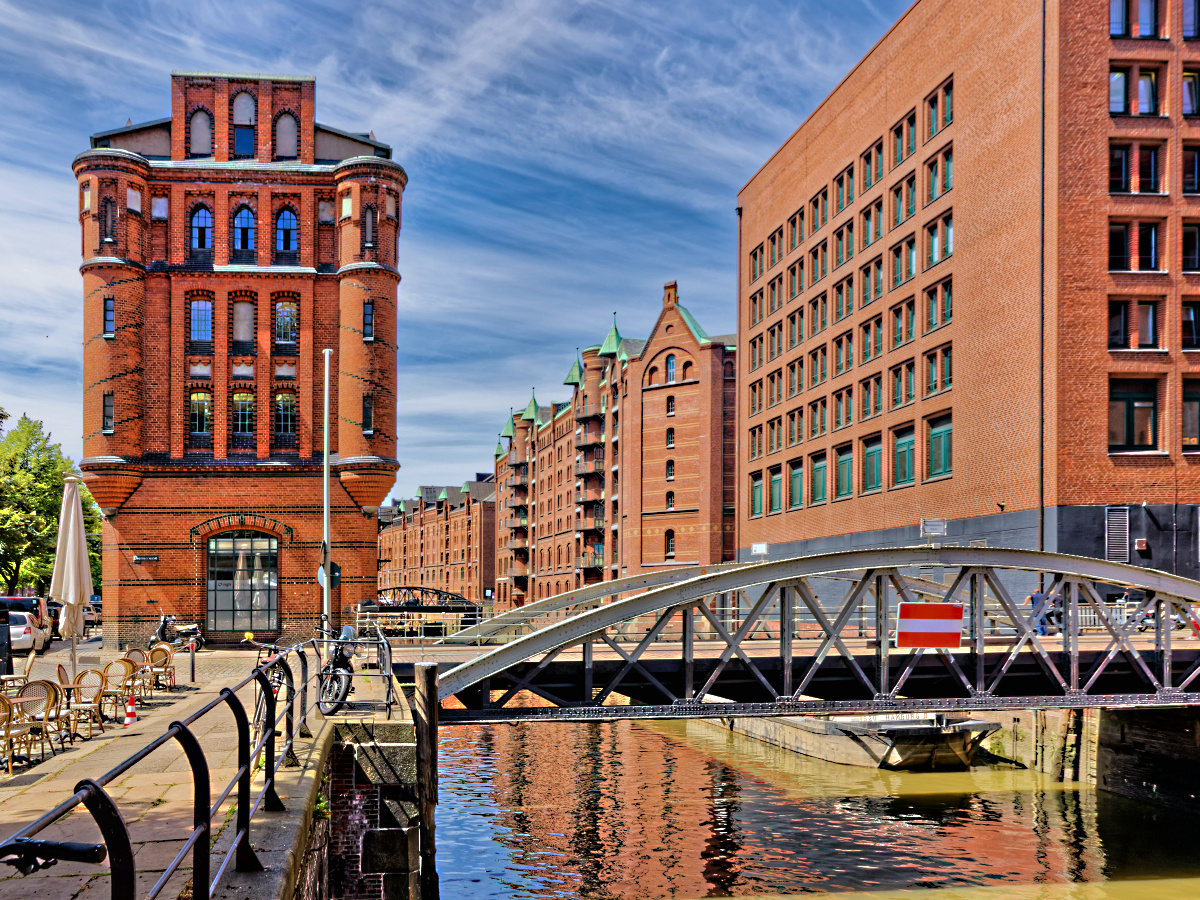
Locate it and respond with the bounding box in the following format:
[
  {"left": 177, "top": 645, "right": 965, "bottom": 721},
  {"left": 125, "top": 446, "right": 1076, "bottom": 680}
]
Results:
[
  {"left": 598, "top": 313, "right": 621, "bottom": 356},
  {"left": 617, "top": 344, "right": 629, "bottom": 363},
  {"left": 495, "top": 442, "right": 506, "bottom": 458},
  {"left": 437, "top": 488, "right": 448, "bottom": 501},
  {"left": 520, "top": 392, "right": 539, "bottom": 421},
  {"left": 397, "top": 500, "right": 406, "bottom": 513},
  {"left": 676, "top": 304, "right": 712, "bottom": 345},
  {"left": 499, "top": 414, "right": 515, "bottom": 438},
  {"left": 461, "top": 482, "right": 471, "bottom": 493},
  {"left": 563, "top": 351, "right": 584, "bottom": 388}
]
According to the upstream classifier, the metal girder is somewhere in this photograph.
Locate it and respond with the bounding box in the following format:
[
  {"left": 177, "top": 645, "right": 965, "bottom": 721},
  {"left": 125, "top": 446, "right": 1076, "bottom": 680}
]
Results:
[{"left": 436, "top": 546, "right": 1200, "bottom": 704}]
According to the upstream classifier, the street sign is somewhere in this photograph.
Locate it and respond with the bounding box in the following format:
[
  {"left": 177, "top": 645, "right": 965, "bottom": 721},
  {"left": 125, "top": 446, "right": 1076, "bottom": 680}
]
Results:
[
  {"left": 316, "top": 562, "right": 341, "bottom": 589},
  {"left": 896, "top": 602, "right": 964, "bottom": 649},
  {"left": 921, "top": 518, "right": 948, "bottom": 537},
  {"left": 751, "top": 543, "right": 769, "bottom": 556}
]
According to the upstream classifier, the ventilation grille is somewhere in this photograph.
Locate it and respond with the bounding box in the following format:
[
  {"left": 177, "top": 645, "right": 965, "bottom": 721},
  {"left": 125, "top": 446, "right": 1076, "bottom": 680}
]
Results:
[{"left": 1105, "top": 506, "right": 1130, "bottom": 563}]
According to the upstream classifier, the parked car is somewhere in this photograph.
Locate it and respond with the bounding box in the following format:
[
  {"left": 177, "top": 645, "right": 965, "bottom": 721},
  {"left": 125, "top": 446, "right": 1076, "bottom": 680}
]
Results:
[
  {"left": 90, "top": 601, "right": 103, "bottom": 624},
  {"left": 0, "top": 597, "right": 50, "bottom": 637},
  {"left": 46, "top": 601, "right": 63, "bottom": 639},
  {"left": 7, "top": 611, "right": 50, "bottom": 656},
  {"left": 82, "top": 604, "right": 98, "bottom": 629}
]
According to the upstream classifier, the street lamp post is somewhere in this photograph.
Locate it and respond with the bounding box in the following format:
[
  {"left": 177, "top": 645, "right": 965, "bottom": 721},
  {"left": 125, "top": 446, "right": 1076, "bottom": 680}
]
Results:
[{"left": 323, "top": 348, "right": 332, "bottom": 624}]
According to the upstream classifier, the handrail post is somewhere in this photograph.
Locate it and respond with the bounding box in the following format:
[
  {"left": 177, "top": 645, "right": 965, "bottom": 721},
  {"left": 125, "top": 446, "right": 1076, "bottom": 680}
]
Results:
[
  {"left": 415, "top": 663, "right": 438, "bottom": 886},
  {"left": 169, "top": 722, "right": 211, "bottom": 896},
  {"left": 76, "top": 779, "right": 137, "bottom": 900},
  {"left": 252, "top": 669, "right": 285, "bottom": 812},
  {"left": 220, "top": 688, "right": 264, "bottom": 873},
  {"left": 295, "top": 643, "right": 313, "bottom": 738},
  {"left": 275, "top": 658, "right": 299, "bottom": 768}
]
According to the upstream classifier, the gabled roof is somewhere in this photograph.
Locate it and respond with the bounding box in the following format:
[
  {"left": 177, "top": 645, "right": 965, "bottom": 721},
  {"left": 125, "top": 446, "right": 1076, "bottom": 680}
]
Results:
[{"left": 676, "top": 304, "right": 712, "bottom": 345}]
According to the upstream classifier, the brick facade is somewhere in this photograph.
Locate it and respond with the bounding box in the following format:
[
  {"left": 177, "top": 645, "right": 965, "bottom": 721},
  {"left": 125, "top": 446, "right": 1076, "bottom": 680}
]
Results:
[
  {"left": 75, "top": 71, "right": 404, "bottom": 646},
  {"left": 492, "top": 283, "right": 736, "bottom": 612},
  {"left": 377, "top": 480, "right": 497, "bottom": 605},
  {"left": 737, "top": 0, "right": 1200, "bottom": 575}
]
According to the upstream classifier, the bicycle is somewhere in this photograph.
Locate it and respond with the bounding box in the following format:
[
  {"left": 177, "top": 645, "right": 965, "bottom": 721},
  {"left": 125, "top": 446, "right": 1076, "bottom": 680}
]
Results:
[{"left": 242, "top": 635, "right": 290, "bottom": 769}]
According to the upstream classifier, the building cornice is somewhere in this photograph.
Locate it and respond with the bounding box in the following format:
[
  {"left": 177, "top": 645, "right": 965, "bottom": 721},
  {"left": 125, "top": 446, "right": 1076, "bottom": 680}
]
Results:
[{"left": 336, "top": 261, "right": 401, "bottom": 279}]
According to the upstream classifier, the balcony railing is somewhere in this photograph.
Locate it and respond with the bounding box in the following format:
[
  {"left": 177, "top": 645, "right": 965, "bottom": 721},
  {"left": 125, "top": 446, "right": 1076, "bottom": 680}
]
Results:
[
  {"left": 502, "top": 517, "right": 528, "bottom": 529},
  {"left": 575, "top": 489, "right": 603, "bottom": 504},
  {"left": 506, "top": 538, "right": 528, "bottom": 550},
  {"left": 507, "top": 562, "right": 529, "bottom": 577},
  {"left": 576, "top": 403, "right": 602, "bottom": 420},
  {"left": 574, "top": 431, "right": 603, "bottom": 449},
  {"left": 574, "top": 461, "right": 604, "bottom": 477},
  {"left": 575, "top": 553, "right": 604, "bottom": 569},
  {"left": 577, "top": 512, "right": 605, "bottom": 531},
  {"left": 504, "top": 474, "right": 528, "bottom": 488}
]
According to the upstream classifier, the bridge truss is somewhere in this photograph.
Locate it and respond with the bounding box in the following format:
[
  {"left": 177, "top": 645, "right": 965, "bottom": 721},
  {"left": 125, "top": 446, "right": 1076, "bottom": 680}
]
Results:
[{"left": 435, "top": 548, "right": 1200, "bottom": 723}]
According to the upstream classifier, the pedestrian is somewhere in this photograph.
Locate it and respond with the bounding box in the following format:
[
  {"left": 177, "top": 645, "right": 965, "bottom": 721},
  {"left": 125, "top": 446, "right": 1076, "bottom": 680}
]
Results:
[{"left": 1028, "top": 589, "right": 1047, "bottom": 636}]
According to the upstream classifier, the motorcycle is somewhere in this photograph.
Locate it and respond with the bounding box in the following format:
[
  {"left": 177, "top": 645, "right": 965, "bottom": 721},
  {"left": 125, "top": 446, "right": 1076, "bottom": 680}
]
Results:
[
  {"left": 149, "top": 608, "right": 206, "bottom": 650},
  {"left": 1135, "top": 611, "right": 1188, "bottom": 633},
  {"left": 318, "top": 616, "right": 355, "bottom": 715}
]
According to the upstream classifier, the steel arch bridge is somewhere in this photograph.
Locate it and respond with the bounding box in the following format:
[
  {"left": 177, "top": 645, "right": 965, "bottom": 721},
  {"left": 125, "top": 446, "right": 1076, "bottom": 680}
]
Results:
[{"left": 433, "top": 547, "right": 1200, "bottom": 724}]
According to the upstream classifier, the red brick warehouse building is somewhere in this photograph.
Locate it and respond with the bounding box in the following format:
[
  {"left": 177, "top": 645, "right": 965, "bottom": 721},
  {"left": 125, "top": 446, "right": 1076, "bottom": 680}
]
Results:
[
  {"left": 74, "top": 71, "right": 404, "bottom": 646},
  {"left": 738, "top": 0, "right": 1200, "bottom": 576}
]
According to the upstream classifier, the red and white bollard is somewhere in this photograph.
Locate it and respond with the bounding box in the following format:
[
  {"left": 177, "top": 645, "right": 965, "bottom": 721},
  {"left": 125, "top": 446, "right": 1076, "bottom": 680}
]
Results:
[{"left": 122, "top": 696, "right": 138, "bottom": 727}]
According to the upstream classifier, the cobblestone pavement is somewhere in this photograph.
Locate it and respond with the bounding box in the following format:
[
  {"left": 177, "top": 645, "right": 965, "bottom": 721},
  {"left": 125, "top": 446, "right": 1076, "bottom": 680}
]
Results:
[{"left": 0, "top": 632, "right": 297, "bottom": 900}]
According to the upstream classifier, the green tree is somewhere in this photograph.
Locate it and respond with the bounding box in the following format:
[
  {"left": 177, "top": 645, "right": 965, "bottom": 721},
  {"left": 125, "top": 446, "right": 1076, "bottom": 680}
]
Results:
[{"left": 0, "top": 415, "right": 91, "bottom": 595}]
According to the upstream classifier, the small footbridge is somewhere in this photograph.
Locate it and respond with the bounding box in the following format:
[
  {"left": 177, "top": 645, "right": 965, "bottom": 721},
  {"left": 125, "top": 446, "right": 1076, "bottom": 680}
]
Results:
[{"left": 423, "top": 547, "right": 1200, "bottom": 724}]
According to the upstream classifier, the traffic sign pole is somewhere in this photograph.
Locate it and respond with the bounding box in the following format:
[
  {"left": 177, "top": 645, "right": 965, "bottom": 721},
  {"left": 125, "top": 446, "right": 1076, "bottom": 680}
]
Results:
[{"left": 322, "top": 348, "right": 332, "bottom": 624}]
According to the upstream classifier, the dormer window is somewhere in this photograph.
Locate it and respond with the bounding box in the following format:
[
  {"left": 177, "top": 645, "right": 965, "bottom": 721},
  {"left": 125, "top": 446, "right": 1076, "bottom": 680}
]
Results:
[
  {"left": 189, "top": 110, "right": 212, "bottom": 157},
  {"left": 232, "top": 93, "right": 256, "bottom": 158}
]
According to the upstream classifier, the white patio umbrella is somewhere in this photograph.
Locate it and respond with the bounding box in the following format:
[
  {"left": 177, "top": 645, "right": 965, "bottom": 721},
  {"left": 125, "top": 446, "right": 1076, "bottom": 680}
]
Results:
[{"left": 49, "top": 475, "right": 93, "bottom": 680}]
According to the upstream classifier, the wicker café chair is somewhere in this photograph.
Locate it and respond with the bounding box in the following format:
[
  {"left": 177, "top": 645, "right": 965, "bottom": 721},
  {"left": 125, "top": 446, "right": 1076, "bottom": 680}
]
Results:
[
  {"left": 1, "top": 653, "right": 37, "bottom": 695},
  {"left": 119, "top": 651, "right": 154, "bottom": 700},
  {"left": 15, "top": 681, "right": 65, "bottom": 760},
  {"left": 0, "top": 696, "right": 32, "bottom": 776},
  {"left": 56, "top": 664, "right": 71, "bottom": 686},
  {"left": 100, "top": 661, "right": 135, "bottom": 720},
  {"left": 148, "top": 646, "right": 176, "bottom": 690},
  {"left": 69, "top": 669, "right": 106, "bottom": 739}
]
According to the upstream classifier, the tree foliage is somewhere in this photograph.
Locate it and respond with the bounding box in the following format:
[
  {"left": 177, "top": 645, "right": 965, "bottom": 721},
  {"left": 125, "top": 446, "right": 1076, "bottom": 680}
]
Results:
[{"left": 0, "top": 415, "right": 101, "bottom": 596}]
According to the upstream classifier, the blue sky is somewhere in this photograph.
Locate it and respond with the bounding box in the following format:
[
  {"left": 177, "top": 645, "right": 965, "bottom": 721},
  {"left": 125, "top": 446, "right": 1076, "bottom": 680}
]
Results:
[{"left": 0, "top": 0, "right": 910, "bottom": 502}]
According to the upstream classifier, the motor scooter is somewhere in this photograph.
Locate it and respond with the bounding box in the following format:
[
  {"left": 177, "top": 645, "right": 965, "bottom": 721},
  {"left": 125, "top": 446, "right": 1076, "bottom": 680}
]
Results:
[
  {"left": 149, "top": 607, "right": 206, "bottom": 650},
  {"left": 317, "top": 615, "right": 355, "bottom": 715}
]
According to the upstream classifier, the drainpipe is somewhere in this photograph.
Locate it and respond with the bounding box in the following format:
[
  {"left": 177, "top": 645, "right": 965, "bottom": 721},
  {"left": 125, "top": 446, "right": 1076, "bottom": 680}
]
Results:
[{"left": 1038, "top": 0, "right": 1047, "bottom": 554}]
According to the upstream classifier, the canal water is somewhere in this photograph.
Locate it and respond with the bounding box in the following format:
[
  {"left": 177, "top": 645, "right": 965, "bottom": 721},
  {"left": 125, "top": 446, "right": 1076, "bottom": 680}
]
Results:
[{"left": 434, "top": 718, "right": 1200, "bottom": 899}]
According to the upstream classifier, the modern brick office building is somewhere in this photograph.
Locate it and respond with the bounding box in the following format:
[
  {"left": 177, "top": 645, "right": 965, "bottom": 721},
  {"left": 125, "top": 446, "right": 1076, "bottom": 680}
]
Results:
[
  {"left": 74, "top": 71, "right": 404, "bottom": 646},
  {"left": 493, "top": 283, "right": 736, "bottom": 611},
  {"left": 377, "top": 480, "right": 497, "bottom": 605},
  {"left": 738, "top": 0, "right": 1200, "bottom": 576}
]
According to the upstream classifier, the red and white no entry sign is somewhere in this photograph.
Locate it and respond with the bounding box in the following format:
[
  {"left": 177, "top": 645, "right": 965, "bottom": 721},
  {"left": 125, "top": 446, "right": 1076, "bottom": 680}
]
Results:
[{"left": 896, "top": 602, "right": 964, "bottom": 649}]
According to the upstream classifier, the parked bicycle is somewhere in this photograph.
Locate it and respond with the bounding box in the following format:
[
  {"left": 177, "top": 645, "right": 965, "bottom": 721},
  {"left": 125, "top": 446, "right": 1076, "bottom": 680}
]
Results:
[
  {"left": 241, "top": 633, "right": 290, "bottom": 765},
  {"left": 317, "top": 615, "right": 356, "bottom": 715}
]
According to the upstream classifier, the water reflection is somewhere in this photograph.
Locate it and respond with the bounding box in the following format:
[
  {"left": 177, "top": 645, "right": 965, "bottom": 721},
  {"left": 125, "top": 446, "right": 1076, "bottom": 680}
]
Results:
[{"left": 434, "top": 718, "right": 1200, "bottom": 898}]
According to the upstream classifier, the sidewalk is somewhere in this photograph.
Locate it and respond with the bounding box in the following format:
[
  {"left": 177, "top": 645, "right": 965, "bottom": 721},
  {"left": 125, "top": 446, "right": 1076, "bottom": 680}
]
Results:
[{"left": 0, "top": 635, "right": 318, "bottom": 900}]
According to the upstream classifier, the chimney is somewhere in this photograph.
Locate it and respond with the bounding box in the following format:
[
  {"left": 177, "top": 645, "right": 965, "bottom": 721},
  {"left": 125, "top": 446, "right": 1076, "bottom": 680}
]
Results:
[{"left": 663, "top": 280, "right": 678, "bottom": 307}]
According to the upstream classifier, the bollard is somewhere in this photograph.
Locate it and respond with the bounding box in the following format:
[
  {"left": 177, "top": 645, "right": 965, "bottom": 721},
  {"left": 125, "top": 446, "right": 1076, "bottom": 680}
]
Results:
[
  {"left": 414, "top": 663, "right": 438, "bottom": 896},
  {"left": 189, "top": 639, "right": 196, "bottom": 683}
]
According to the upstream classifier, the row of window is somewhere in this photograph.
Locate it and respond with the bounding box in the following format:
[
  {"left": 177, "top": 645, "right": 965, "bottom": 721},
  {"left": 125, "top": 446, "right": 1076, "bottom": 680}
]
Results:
[
  {"left": 1103, "top": 219, "right": 1200, "bottom": 270},
  {"left": 748, "top": 349, "right": 951, "bottom": 458},
  {"left": 1110, "top": 0, "right": 1200, "bottom": 39},
  {"left": 178, "top": 297, "right": 375, "bottom": 345},
  {"left": 1108, "top": 377, "right": 1200, "bottom": 451},
  {"left": 187, "top": 97, "right": 299, "bottom": 159},
  {"left": 1109, "top": 143, "right": 1200, "bottom": 193},
  {"left": 99, "top": 391, "right": 375, "bottom": 437},
  {"left": 1108, "top": 298, "right": 1200, "bottom": 347},
  {"left": 750, "top": 278, "right": 952, "bottom": 373},
  {"left": 748, "top": 415, "right": 952, "bottom": 515},
  {"left": 1108, "top": 65, "right": 1200, "bottom": 117},
  {"left": 751, "top": 79, "right": 954, "bottom": 282}
]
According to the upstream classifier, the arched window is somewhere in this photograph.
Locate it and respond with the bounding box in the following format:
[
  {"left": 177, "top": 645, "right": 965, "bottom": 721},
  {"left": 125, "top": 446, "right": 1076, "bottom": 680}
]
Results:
[
  {"left": 682, "top": 361, "right": 693, "bottom": 380},
  {"left": 666, "top": 354, "right": 676, "bottom": 382},
  {"left": 275, "top": 301, "right": 298, "bottom": 344},
  {"left": 206, "top": 531, "right": 277, "bottom": 632},
  {"left": 233, "top": 207, "right": 256, "bottom": 253},
  {"left": 646, "top": 367, "right": 658, "bottom": 386},
  {"left": 666, "top": 395, "right": 675, "bottom": 417},
  {"left": 189, "top": 392, "right": 212, "bottom": 433},
  {"left": 724, "top": 361, "right": 734, "bottom": 379},
  {"left": 100, "top": 198, "right": 116, "bottom": 242},
  {"left": 665, "top": 529, "right": 676, "bottom": 557},
  {"left": 190, "top": 207, "right": 212, "bottom": 251},
  {"left": 666, "top": 459, "right": 675, "bottom": 481},
  {"left": 363, "top": 205, "right": 375, "bottom": 246},
  {"left": 666, "top": 427, "right": 675, "bottom": 448},
  {"left": 275, "top": 113, "right": 298, "bottom": 159},
  {"left": 275, "top": 209, "right": 298, "bottom": 256},
  {"left": 666, "top": 491, "right": 675, "bottom": 510},
  {"left": 275, "top": 393, "right": 296, "bottom": 434},
  {"left": 232, "top": 300, "right": 255, "bottom": 345},
  {"left": 232, "top": 392, "right": 255, "bottom": 433},
  {"left": 232, "top": 93, "right": 256, "bottom": 157},
  {"left": 189, "top": 110, "right": 212, "bottom": 156}
]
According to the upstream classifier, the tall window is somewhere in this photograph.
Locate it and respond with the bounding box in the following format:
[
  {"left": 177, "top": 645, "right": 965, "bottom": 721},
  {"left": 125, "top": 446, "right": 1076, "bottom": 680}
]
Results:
[
  {"left": 100, "top": 199, "right": 116, "bottom": 242},
  {"left": 894, "top": 427, "right": 914, "bottom": 485},
  {"left": 768, "top": 467, "right": 782, "bottom": 513},
  {"left": 232, "top": 92, "right": 255, "bottom": 158},
  {"left": 275, "top": 393, "right": 295, "bottom": 434},
  {"left": 363, "top": 301, "right": 374, "bottom": 339},
  {"left": 1111, "top": 0, "right": 1130, "bottom": 36},
  {"left": 275, "top": 113, "right": 298, "bottom": 159},
  {"left": 666, "top": 395, "right": 675, "bottom": 416},
  {"left": 1139, "top": 222, "right": 1159, "bottom": 270},
  {"left": 750, "top": 472, "right": 763, "bottom": 517},
  {"left": 206, "top": 532, "right": 278, "bottom": 632},
  {"left": 1188, "top": 0, "right": 1200, "bottom": 38},
  {"left": 1138, "top": 145, "right": 1159, "bottom": 192},
  {"left": 363, "top": 206, "right": 375, "bottom": 246},
  {"left": 1110, "top": 69, "right": 1130, "bottom": 114},
  {"left": 835, "top": 447, "right": 853, "bottom": 499},
  {"left": 190, "top": 207, "right": 212, "bottom": 250},
  {"left": 1185, "top": 72, "right": 1200, "bottom": 117},
  {"left": 362, "top": 394, "right": 374, "bottom": 433},
  {"left": 665, "top": 529, "right": 676, "bottom": 557},
  {"left": 666, "top": 459, "right": 675, "bottom": 480},
  {"left": 1184, "top": 302, "right": 1200, "bottom": 348},
  {"left": 666, "top": 491, "right": 675, "bottom": 511},
  {"left": 190, "top": 391, "right": 212, "bottom": 434},
  {"left": 1138, "top": 70, "right": 1158, "bottom": 115},
  {"left": 190, "top": 299, "right": 213, "bottom": 342},
  {"left": 811, "top": 454, "right": 827, "bottom": 503},
  {"left": 788, "top": 460, "right": 803, "bottom": 508},
  {"left": 1109, "top": 223, "right": 1131, "bottom": 270},
  {"left": 666, "top": 354, "right": 676, "bottom": 382},
  {"left": 1109, "top": 379, "right": 1156, "bottom": 451},
  {"left": 863, "top": 437, "right": 882, "bottom": 492},
  {"left": 666, "top": 427, "right": 675, "bottom": 448},
  {"left": 275, "top": 209, "right": 297, "bottom": 253},
  {"left": 103, "top": 297, "right": 115, "bottom": 335},
  {"left": 1187, "top": 147, "right": 1200, "bottom": 193},
  {"left": 1110, "top": 145, "right": 1130, "bottom": 191},
  {"left": 232, "top": 393, "right": 255, "bottom": 434},
  {"left": 275, "top": 301, "right": 299, "bottom": 344},
  {"left": 233, "top": 207, "right": 256, "bottom": 253},
  {"left": 101, "top": 392, "right": 114, "bottom": 433},
  {"left": 1185, "top": 381, "right": 1200, "bottom": 450},
  {"left": 928, "top": 416, "right": 952, "bottom": 477},
  {"left": 1138, "top": 0, "right": 1158, "bottom": 37},
  {"left": 189, "top": 109, "right": 212, "bottom": 156}
]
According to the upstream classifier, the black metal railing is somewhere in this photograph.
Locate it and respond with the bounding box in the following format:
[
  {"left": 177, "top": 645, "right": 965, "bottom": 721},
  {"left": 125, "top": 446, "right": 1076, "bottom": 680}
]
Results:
[{"left": 0, "top": 639, "right": 323, "bottom": 900}]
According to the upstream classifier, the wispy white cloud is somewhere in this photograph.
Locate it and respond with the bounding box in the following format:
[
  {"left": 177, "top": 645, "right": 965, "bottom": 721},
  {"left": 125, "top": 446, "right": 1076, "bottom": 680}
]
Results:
[{"left": 0, "top": 0, "right": 910, "bottom": 501}]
